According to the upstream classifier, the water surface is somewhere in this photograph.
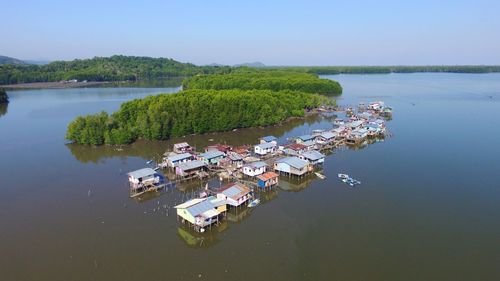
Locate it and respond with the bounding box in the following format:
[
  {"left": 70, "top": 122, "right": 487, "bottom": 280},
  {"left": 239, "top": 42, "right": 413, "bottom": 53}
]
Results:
[{"left": 1, "top": 74, "right": 499, "bottom": 281}]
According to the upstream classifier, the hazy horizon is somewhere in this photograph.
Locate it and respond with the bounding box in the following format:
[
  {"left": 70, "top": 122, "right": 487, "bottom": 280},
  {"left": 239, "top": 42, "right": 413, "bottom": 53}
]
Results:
[{"left": 2, "top": 0, "right": 500, "bottom": 65}]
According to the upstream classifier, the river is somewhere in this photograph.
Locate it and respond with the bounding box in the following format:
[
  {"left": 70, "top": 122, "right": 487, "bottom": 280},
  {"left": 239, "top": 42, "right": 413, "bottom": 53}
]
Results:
[{"left": 0, "top": 74, "right": 499, "bottom": 280}]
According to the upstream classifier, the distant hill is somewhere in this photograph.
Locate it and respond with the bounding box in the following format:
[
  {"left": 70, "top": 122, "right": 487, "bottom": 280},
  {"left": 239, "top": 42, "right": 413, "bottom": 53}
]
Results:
[
  {"left": 0, "top": 55, "right": 26, "bottom": 65},
  {"left": 0, "top": 55, "right": 232, "bottom": 85},
  {"left": 234, "top": 62, "right": 266, "bottom": 68}
]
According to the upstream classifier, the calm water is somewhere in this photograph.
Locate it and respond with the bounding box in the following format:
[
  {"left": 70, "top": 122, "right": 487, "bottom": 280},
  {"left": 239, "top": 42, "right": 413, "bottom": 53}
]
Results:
[{"left": 1, "top": 74, "right": 499, "bottom": 281}]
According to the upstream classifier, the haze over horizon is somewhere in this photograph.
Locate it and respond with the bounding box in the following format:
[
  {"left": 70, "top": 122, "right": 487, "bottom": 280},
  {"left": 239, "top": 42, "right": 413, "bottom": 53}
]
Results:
[{"left": 2, "top": 0, "right": 500, "bottom": 66}]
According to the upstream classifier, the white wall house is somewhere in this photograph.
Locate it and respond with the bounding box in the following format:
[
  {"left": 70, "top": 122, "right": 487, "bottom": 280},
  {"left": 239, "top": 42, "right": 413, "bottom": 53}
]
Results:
[
  {"left": 254, "top": 142, "right": 276, "bottom": 156},
  {"left": 242, "top": 161, "right": 267, "bottom": 177}
]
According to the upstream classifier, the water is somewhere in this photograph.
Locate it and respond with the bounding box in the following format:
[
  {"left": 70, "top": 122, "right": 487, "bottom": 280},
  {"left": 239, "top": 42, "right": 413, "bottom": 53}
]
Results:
[{"left": 1, "top": 74, "right": 499, "bottom": 280}]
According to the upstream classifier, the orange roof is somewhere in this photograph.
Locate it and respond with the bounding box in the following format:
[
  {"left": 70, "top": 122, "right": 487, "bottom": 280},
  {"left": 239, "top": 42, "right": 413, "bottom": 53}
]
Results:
[
  {"left": 284, "top": 143, "right": 306, "bottom": 150},
  {"left": 257, "top": 172, "right": 279, "bottom": 181}
]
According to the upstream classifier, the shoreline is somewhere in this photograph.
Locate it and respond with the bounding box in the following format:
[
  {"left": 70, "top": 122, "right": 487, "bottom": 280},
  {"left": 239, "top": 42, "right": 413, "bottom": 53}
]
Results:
[{"left": 1, "top": 81, "right": 111, "bottom": 90}]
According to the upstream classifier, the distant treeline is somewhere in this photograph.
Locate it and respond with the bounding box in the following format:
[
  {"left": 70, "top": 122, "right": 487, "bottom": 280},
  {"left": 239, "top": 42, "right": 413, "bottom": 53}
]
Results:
[
  {"left": 183, "top": 70, "right": 342, "bottom": 96},
  {"left": 66, "top": 89, "right": 331, "bottom": 145},
  {"left": 274, "top": 65, "right": 500, "bottom": 75},
  {"left": 0, "top": 55, "right": 231, "bottom": 85},
  {"left": 0, "top": 88, "right": 8, "bottom": 103}
]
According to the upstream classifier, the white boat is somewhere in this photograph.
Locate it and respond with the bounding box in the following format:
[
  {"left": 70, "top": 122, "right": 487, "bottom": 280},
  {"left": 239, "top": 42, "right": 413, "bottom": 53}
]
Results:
[
  {"left": 247, "top": 199, "right": 260, "bottom": 208},
  {"left": 338, "top": 173, "right": 349, "bottom": 179},
  {"left": 315, "top": 172, "right": 326, "bottom": 179}
]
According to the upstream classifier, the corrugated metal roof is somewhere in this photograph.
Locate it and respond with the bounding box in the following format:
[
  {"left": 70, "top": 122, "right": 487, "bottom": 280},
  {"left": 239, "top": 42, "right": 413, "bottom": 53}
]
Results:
[
  {"left": 300, "top": 150, "right": 325, "bottom": 161},
  {"left": 173, "top": 142, "right": 190, "bottom": 148},
  {"left": 177, "top": 160, "right": 206, "bottom": 171},
  {"left": 174, "top": 198, "right": 206, "bottom": 209},
  {"left": 320, "top": 132, "right": 336, "bottom": 139},
  {"left": 257, "top": 172, "right": 279, "bottom": 181},
  {"left": 347, "top": 120, "right": 364, "bottom": 128},
  {"left": 219, "top": 182, "right": 251, "bottom": 200},
  {"left": 185, "top": 199, "right": 217, "bottom": 217},
  {"left": 275, "top": 157, "right": 309, "bottom": 169},
  {"left": 167, "top": 153, "right": 193, "bottom": 162},
  {"left": 260, "top": 135, "right": 277, "bottom": 142},
  {"left": 227, "top": 152, "right": 243, "bottom": 161},
  {"left": 298, "top": 134, "right": 314, "bottom": 141},
  {"left": 256, "top": 142, "right": 276, "bottom": 149},
  {"left": 302, "top": 140, "right": 316, "bottom": 147},
  {"left": 200, "top": 150, "right": 225, "bottom": 159},
  {"left": 127, "top": 168, "right": 157, "bottom": 179},
  {"left": 210, "top": 198, "right": 228, "bottom": 207},
  {"left": 244, "top": 161, "right": 267, "bottom": 169}
]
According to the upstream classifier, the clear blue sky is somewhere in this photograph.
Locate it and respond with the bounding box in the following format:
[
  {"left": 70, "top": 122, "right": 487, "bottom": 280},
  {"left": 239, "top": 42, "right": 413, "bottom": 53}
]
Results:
[{"left": 2, "top": 0, "right": 499, "bottom": 65}]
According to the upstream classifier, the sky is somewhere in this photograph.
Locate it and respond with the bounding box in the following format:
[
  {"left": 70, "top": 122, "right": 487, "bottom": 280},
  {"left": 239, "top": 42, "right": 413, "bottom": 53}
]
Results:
[{"left": 1, "top": 0, "right": 500, "bottom": 65}]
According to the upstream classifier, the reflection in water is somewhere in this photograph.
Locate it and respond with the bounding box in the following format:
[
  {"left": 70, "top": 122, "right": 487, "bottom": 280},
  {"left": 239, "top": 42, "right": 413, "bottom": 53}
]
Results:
[
  {"left": 66, "top": 114, "right": 324, "bottom": 163},
  {"left": 278, "top": 173, "right": 319, "bottom": 192},
  {"left": 0, "top": 103, "right": 7, "bottom": 118},
  {"left": 176, "top": 186, "right": 281, "bottom": 248}
]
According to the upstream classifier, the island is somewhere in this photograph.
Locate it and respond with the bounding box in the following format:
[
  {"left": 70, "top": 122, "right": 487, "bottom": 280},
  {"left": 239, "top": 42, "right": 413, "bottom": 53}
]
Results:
[{"left": 65, "top": 71, "right": 339, "bottom": 145}]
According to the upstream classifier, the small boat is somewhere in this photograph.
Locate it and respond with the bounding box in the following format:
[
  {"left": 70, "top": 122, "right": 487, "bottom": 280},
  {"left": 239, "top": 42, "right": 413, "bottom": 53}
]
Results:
[
  {"left": 315, "top": 172, "right": 326, "bottom": 179},
  {"left": 247, "top": 199, "right": 260, "bottom": 208},
  {"left": 338, "top": 173, "right": 361, "bottom": 186},
  {"left": 338, "top": 173, "right": 349, "bottom": 179},
  {"left": 146, "top": 159, "right": 154, "bottom": 164}
]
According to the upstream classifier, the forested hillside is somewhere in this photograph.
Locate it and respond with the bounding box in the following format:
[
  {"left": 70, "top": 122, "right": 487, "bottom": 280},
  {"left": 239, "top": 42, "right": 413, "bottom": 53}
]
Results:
[
  {"left": 183, "top": 70, "right": 342, "bottom": 96},
  {"left": 0, "top": 55, "right": 231, "bottom": 85}
]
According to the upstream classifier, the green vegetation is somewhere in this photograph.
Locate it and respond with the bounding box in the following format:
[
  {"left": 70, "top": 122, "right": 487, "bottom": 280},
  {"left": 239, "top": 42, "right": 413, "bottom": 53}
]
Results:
[
  {"left": 183, "top": 70, "right": 342, "bottom": 96},
  {"left": 0, "top": 55, "right": 231, "bottom": 85},
  {"left": 273, "top": 65, "right": 500, "bottom": 75},
  {"left": 0, "top": 88, "right": 8, "bottom": 103},
  {"left": 66, "top": 89, "right": 331, "bottom": 145}
]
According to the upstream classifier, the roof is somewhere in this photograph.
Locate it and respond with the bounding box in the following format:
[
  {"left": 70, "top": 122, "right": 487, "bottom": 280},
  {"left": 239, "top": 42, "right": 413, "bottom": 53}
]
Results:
[
  {"left": 320, "top": 132, "right": 336, "bottom": 139},
  {"left": 219, "top": 182, "right": 251, "bottom": 200},
  {"left": 275, "top": 157, "right": 309, "bottom": 169},
  {"left": 233, "top": 146, "right": 250, "bottom": 154},
  {"left": 227, "top": 152, "right": 243, "bottom": 161},
  {"left": 300, "top": 150, "right": 325, "bottom": 161},
  {"left": 347, "top": 120, "right": 364, "bottom": 128},
  {"left": 256, "top": 142, "right": 276, "bottom": 149},
  {"left": 128, "top": 168, "right": 157, "bottom": 179},
  {"left": 284, "top": 143, "right": 306, "bottom": 151},
  {"left": 167, "top": 153, "right": 193, "bottom": 162},
  {"left": 257, "top": 171, "right": 279, "bottom": 181},
  {"left": 177, "top": 160, "right": 206, "bottom": 171},
  {"left": 174, "top": 198, "right": 206, "bottom": 209},
  {"left": 200, "top": 150, "right": 225, "bottom": 159},
  {"left": 260, "top": 135, "right": 277, "bottom": 142},
  {"left": 209, "top": 197, "right": 228, "bottom": 207},
  {"left": 175, "top": 198, "right": 217, "bottom": 217},
  {"left": 173, "top": 142, "right": 190, "bottom": 148},
  {"left": 302, "top": 140, "right": 316, "bottom": 147},
  {"left": 297, "top": 134, "right": 314, "bottom": 141},
  {"left": 244, "top": 161, "right": 267, "bottom": 169}
]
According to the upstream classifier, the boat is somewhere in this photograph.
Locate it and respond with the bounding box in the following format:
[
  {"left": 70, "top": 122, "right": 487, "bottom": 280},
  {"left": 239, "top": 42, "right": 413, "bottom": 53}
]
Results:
[
  {"left": 315, "top": 172, "right": 326, "bottom": 179},
  {"left": 247, "top": 199, "right": 260, "bottom": 208},
  {"left": 338, "top": 173, "right": 349, "bottom": 179},
  {"left": 146, "top": 159, "right": 154, "bottom": 164},
  {"left": 338, "top": 173, "right": 361, "bottom": 186}
]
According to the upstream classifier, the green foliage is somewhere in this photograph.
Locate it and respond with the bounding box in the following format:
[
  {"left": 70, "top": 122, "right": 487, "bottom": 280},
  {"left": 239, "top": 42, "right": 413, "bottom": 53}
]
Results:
[
  {"left": 183, "top": 70, "right": 342, "bottom": 96},
  {"left": 66, "top": 89, "right": 332, "bottom": 145},
  {"left": 269, "top": 65, "right": 500, "bottom": 75},
  {"left": 0, "top": 88, "right": 8, "bottom": 103},
  {"left": 0, "top": 55, "right": 231, "bottom": 85}
]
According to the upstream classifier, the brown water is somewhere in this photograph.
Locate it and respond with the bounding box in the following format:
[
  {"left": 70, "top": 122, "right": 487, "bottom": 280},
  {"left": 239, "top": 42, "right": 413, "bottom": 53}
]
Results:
[{"left": 1, "top": 74, "right": 499, "bottom": 281}]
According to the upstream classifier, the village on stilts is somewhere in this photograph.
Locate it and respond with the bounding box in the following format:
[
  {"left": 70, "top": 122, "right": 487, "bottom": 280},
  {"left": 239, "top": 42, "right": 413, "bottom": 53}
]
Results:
[{"left": 127, "top": 101, "right": 393, "bottom": 233}]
